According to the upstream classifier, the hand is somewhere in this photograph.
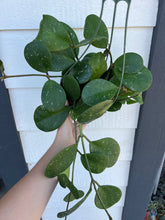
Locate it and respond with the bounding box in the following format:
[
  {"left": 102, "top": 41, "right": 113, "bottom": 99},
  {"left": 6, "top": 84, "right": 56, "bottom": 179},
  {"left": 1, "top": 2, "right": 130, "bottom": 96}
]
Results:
[{"left": 54, "top": 115, "right": 87, "bottom": 148}]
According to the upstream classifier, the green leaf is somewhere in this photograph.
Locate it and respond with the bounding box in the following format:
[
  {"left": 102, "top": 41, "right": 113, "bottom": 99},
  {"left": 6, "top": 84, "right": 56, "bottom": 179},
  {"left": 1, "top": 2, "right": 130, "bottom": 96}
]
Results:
[
  {"left": 69, "top": 60, "right": 92, "bottom": 84},
  {"left": 41, "top": 80, "right": 66, "bottom": 112},
  {"left": 82, "top": 79, "right": 118, "bottom": 106},
  {"left": 88, "top": 52, "right": 107, "bottom": 80},
  {"left": 0, "top": 60, "right": 4, "bottom": 73},
  {"left": 57, "top": 187, "right": 92, "bottom": 218},
  {"left": 114, "top": 53, "right": 143, "bottom": 74},
  {"left": 107, "top": 102, "right": 122, "bottom": 112},
  {"left": 90, "top": 138, "right": 120, "bottom": 167},
  {"left": 84, "top": 14, "right": 108, "bottom": 48},
  {"left": 95, "top": 185, "right": 122, "bottom": 209},
  {"left": 45, "top": 144, "right": 77, "bottom": 178},
  {"left": 62, "top": 75, "right": 80, "bottom": 101},
  {"left": 24, "top": 41, "right": 52, "bottom": 73},
  {"left": 114, "top": 66, "right": 152, "bottom": 92},
  {"left": 127, "top": 93, "right": 143, "bottom": 105},
  {"left": 50, "top": 52, "right": 75, "bottom": 72},
  {"left": 34, "top": 105, "right": 70, "bottom": 132},
  {"left": 77, "top": 100, "right": 113, "bottom": 124},
  {"left": 36, "top": 15, "right": 71, "bottom": 51},
  {"left": 58, "top": 174, "right": 80, "bottom": 199},
  {"left": 64, "top": 190, "right": 84, "bottom": 202},
  {"left": 81, "top": 153, "right": 109, "bottom": 173},
  {"left": 75, "top": 37, "right": 108, "bottom": 48}
]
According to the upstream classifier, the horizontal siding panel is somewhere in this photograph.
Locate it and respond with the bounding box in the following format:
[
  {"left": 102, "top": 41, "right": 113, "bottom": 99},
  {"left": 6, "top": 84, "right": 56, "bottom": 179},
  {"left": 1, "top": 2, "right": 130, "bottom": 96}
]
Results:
[
  {"left": 21, "top": 129, "right": 135, "bottom": 163},
  {"left": 8, "top": 88, "right": 140, "bottom": 130},
  {"left": 0, "top": 27, "right": 153, "bottom": 89},
  {"left": 0, "top": 0, "right": 158, "bottom": 30}
]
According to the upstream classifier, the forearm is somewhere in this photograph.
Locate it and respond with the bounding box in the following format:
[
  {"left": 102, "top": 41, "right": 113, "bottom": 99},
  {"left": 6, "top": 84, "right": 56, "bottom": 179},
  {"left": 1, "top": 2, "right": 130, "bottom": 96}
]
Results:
[{"left": 0, "top": 136, "right": 75, "bottom": 220}]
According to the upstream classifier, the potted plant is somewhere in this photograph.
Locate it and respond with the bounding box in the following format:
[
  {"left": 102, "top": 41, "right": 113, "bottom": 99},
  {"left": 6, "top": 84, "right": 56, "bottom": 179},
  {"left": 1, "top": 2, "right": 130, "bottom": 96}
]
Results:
[{"left": 0, "top": 0, "right": 153, "bottom": 219}]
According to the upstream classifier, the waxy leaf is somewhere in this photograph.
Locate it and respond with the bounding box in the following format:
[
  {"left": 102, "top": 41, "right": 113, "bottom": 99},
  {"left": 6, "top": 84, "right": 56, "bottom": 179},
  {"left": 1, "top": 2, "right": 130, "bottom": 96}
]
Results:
[
  {"left": 41, "top": 80, "right": 66, "bottom": 112},
  {"left": 51, "top": 52, "right": 75, "bottom": 71},
  {"left": 81, "top": 153, "right": 109, "bottom": 173},
  {"left": 62, "top": 75, "right": 80, "bottom": 101},
  {"left": 82, "top": 79, "right": 118, "bottom": 106},
  {"left": 88, "top": 52, "right": 107, "bottom": 80},
  {"left": 95, "top": 185, "right": 122, "bottom": 209},
  {"left": 24, "top": 41, "right": 52, "bottom": 73},
  {"left": 58, "top": 174, "right": 79, "bottom": 199},
  {"left": 34, "top": 105, "right": 70, "bottom": 132},
  {"left": 45, "top": 144, "right": 77, "bottom": 178},
  {"left": 114, "top": 66, "right": 152, "bottom": 92},
  {"left": 69, "top": 60, "right": 92, "bottom": 84},
  {"left": 90, "top": 138, "right": 120, "bottom": 167},
  {"left": 84, "top": 14, "right": 108, "bottom": 48},
  {"left": 77, "top": 100, "right": 113, "bottom": 124},
  {"left": 57, "top": 187, "right": 92, "bottom": 218},
  {"left": 64, "top": 190, "right": 84, "bottom": 202},
  {"left": 36, "top": 15, "right": 71, "bottom": 51},
  {"left": 108, "top": 102, "right": 122, "bottom": 112},
  {"left": 114, "top": 53, "right": 143, "bottom": 74}
]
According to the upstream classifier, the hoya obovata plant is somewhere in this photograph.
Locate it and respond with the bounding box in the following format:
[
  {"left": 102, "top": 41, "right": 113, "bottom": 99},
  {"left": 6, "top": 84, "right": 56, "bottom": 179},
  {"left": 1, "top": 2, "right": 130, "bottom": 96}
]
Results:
[{"left": 0, "top": 0, "right": 152, "bottom": 219}]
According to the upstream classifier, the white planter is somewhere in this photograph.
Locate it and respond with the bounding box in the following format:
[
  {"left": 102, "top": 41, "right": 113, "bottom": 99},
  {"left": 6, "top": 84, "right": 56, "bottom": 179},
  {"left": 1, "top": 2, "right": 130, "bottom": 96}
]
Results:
[{"left": 0, "top": 0, "right": 158, "bottom": 219}]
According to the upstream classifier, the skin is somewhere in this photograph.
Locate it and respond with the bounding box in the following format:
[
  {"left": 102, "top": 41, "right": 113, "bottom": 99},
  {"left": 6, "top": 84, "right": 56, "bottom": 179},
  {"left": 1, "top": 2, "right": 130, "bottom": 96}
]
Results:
[{"left": 0, "top": 116, "right": 86, "bottom": 220}]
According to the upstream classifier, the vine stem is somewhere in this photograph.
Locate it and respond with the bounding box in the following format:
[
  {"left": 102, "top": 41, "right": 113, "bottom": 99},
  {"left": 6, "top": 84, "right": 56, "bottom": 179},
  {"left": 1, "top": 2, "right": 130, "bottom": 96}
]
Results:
[
  {"left": 79, "top": 124, "right": 113, "bottom": 220},
  {"left": 107, "top": 2, "right": 117, "bottom": 52},
  {"left": 0, "top": 73, "right": 61, "bottom": 81},
  {"left": 113, "top": 2, "right": 131, "bottom": 104},
  {"left": 65, "top": 115, "right": 79, "bottom": 220}
]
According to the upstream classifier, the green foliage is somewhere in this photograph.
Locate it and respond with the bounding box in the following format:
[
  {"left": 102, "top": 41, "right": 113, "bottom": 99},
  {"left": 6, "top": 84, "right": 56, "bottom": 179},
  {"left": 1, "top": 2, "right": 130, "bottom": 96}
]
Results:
[
  {"left": 90, "top": 138, "right": 120, "bottom": 167},
  {"left": 2, "top": 1, "right": 152, "bottom": 219},
  {"left": 84, "top": 14, "right": 109, "bottom": 48},
  {"left": 45, "top": 144, "right": 77, "bottom": 177},
  {"left": 95, "top": 185, "right": 122, "bottom": 209},
  {"left": 24, "top": 41, "right": 52, "bottom": 73}
]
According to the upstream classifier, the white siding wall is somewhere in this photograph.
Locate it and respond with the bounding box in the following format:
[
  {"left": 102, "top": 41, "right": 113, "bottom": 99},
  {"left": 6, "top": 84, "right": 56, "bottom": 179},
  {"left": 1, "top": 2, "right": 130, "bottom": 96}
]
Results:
[{"left": 0, "top": 0, "right": 158, "bottom": 219}]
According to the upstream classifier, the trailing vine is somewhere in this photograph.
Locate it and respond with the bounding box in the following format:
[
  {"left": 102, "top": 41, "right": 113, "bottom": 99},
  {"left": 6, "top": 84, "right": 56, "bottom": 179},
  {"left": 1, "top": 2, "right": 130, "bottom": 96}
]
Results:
[{"left": 0, "top": 0, "right": 152, "bottom": 219}]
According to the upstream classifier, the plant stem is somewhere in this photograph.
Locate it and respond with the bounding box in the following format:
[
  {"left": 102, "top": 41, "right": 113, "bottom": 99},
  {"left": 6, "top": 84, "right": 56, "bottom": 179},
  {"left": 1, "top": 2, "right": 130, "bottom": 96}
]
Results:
[
  {"left": 113, "top": 2, "right": 131, "bottom": 103},
  {"left": 83, "top": 135, "right": 91, "bottom": 143},
  {"left": 79, "top": 124, "right": 113, "bottom": 220},
  {"left": 79, "top": 0, "right": 105, "bottom": 60},
  {"left": 0, "top": 73, "right": 62, "bottom": 81},
  {"left": 108, "top": 2, "right": 117, "bottom": 52},
  {"left": 68, "top": 31, "right": 79, "bottom": 61}
]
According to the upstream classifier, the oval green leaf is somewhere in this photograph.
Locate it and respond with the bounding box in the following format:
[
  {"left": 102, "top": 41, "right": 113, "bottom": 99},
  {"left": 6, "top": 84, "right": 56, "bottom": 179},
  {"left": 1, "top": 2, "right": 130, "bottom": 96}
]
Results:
[
  {"left": 95, "top": 185, "right": 122, "bottom": 209},
  {"left": 34, "top": 105, "right": 70, "bottom": 132},
  {"left": 114, "top": 53, "right": 143, "bottom": 74},
  {"left": 84, "top": 14, "right": 108, "bottom": 48},
  {"left": 69, "top": 60, "right": 92, "bottom": 84},
  {"left": 45, "top": 144, "right": 77, "bottom": 178},
  {"left": 82, "top": 79, "right": 118, "bottom": 106},
  {"left": 114, "top": 66, "right": 152, "bottom": 92},
  {"left": 62, "top": 75, "right": 80, "bottom": 101},
  {"left": 64, "top": 190, "right": 84, "bottom": 202},
  {"left": 36, "top": 15, "right": 71, "bottom": 51},
  {"left": 24, "top": 41, "right": 52, "bottom": 73},
  {"left": 88, "top": 52, "right": 107, "bottom": 80},
  {"left": 41, "top": 80, "right": 66, "bottom": 112},
  {"left": 81, "top": 153, "right": 109, "bottom": 174},
  {"left": 90, "top": 138, "right": 120, "bottom": 167},
  {"left": 77, "top": 100, "right": 113, "bottom": 124}
]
